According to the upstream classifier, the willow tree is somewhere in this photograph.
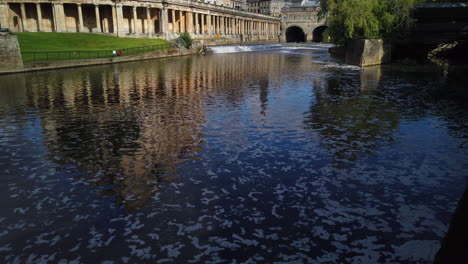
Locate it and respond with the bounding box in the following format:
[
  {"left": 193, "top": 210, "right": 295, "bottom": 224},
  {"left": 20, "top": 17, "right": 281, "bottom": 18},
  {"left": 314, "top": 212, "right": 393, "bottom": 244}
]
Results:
[{"left": 319, "top": 0, "right": 419, "bottom": 44}]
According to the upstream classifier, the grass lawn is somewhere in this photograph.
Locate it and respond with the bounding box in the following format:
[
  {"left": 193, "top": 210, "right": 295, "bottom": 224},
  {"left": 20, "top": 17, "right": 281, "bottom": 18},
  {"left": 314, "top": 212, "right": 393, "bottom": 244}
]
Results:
[{"left": 16, "top": 32, "right": 171, "bottom": 63}]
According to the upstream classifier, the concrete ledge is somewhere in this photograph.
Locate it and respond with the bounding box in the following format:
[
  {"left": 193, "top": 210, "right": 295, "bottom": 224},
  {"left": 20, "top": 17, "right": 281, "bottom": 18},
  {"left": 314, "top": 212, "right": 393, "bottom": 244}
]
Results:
[{"left": 0, "top": 44, "right": 203, "bottom": 75}]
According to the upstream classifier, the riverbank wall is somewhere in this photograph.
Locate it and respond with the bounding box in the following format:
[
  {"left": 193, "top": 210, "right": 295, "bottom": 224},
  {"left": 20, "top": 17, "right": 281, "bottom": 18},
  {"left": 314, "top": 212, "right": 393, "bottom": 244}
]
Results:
[
  {"left": 0, "top": 43, "right": 204, "bottom": 75},
  {"left": 0, "top": 39, "right": 279, "bottom": 75},
  {"left": 0, "top": 32, "right": 23, "bottom": 71}
]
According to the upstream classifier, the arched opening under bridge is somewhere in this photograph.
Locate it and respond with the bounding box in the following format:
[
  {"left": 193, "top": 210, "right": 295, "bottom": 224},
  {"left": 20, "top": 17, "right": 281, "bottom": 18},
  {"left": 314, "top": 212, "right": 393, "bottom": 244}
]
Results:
[
  {"left": 286, "top": 26, "right": 305, "bottom": 43},
  {"left": 313, "top": 26, "right": 328, "bottom": 42}
]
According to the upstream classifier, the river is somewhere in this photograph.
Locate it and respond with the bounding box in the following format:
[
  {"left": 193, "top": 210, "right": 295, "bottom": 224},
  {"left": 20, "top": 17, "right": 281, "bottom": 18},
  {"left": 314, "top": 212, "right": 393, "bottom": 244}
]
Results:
[{"left": 0, "top": 44, "right": 467, "bottom": 263}]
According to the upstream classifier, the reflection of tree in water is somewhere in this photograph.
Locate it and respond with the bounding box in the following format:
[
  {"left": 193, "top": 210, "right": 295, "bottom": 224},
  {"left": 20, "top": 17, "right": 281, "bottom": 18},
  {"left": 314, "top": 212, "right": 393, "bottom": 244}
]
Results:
[{"left": 304, "top": 68, "right": 400, "bottom": 165}]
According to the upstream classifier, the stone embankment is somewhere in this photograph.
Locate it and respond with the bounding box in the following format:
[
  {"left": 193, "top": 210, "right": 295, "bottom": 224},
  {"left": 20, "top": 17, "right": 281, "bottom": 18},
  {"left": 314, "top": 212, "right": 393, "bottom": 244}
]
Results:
[
  {"left": 0, "top": 31, "right": 23, "bottom": 71},
  {"left": 0, "top": 29, "right": 282, "bottom": 75}
]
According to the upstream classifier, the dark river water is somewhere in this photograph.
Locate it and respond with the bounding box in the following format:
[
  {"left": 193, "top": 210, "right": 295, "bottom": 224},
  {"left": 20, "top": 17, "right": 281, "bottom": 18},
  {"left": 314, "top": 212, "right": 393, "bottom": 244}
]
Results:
[{"left": 1, "top": 44, "right": 467, "bottom": 263}]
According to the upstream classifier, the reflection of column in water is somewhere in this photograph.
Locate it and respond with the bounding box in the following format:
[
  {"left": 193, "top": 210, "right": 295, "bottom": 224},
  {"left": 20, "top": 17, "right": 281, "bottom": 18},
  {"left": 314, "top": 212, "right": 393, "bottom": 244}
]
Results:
[{"left": 360, "top": 65, "right": 382, "bottom": 91}]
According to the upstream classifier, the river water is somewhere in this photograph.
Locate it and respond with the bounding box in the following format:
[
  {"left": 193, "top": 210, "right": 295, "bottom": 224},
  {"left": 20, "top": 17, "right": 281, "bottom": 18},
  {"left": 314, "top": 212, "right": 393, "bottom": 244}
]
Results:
[{"left": 1, "top": 44, "right": 467, "bottom": 263}]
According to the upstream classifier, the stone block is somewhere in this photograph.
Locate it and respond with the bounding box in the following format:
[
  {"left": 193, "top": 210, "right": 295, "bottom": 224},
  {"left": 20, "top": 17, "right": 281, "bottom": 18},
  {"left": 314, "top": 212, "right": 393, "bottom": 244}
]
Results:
[
  {"left": 0, "top": 32, "right": 23, "bottom": 71},
  {"left": 345, "top": 39, "right": 391, "bottom": 67}
]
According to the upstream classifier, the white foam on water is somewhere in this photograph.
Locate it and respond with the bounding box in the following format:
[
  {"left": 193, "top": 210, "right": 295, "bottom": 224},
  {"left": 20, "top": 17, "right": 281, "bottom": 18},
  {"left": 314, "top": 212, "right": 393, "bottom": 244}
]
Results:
[{"left": 207, "top": 43, "right": 334, "bottom": 54}]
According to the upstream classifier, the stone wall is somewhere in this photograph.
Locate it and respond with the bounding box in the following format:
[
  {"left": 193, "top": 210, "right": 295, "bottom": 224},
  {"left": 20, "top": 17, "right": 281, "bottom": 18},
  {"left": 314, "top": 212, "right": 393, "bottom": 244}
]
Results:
[
  {"left": 0, "top": 31, "right": 23, "bottom": 71},
  {"left": 345, "top": 39, "right": 391, "bottom": 67},
  {"left": 0, "top": 44, "right": 204, "bottom": 74}
]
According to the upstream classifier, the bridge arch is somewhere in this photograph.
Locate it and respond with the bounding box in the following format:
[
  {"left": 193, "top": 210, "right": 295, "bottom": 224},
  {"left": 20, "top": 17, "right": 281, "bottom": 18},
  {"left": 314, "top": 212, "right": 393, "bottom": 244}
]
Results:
[
  {"left": 312, "top": 25, "right": 328, "bottom": 42},
  {"left": 286, "top": 26, "right": 306, "bottom": 43}
]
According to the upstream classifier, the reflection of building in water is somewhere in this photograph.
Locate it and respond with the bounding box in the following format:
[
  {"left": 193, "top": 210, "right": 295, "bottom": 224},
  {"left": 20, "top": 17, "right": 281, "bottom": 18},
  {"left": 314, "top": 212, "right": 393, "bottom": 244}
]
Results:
[{"left": 24, "top": 53, "right": 281, "bottom": 209}]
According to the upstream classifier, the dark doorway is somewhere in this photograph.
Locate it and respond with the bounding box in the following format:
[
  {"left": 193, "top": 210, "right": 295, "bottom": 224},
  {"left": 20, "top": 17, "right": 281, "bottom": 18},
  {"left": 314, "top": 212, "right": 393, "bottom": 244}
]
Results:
[
  {"left": 313, "top": 26, "right": 328, "bottom": 42},
  {"left": 286, "top": 26, "right": 305, "bottom": 42}
]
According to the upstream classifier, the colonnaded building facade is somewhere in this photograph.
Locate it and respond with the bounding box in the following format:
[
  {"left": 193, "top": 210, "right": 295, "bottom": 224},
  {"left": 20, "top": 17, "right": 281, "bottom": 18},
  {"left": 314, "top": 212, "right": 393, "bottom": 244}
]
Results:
[{"left": 0, "top": 0, "right": 281, "bottom": 41}]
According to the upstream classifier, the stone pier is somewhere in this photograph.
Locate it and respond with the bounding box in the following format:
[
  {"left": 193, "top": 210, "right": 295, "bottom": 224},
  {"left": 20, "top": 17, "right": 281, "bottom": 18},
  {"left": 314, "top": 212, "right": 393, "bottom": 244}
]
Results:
[
  {"left": 0, "top": 0, "right": 281, "bottom": 42},
  {"left": 0, "top": 31, "right": 23, "bottom": 71}
]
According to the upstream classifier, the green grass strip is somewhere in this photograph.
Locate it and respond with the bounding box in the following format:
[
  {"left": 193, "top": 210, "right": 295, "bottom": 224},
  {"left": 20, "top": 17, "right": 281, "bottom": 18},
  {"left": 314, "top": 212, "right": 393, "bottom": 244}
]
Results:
[{"left": 16, "top": 32, "right": 171, "bottom": 63}]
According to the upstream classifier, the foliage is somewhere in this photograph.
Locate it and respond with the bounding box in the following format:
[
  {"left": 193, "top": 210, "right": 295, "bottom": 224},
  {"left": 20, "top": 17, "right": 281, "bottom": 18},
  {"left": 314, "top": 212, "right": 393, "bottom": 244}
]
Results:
[
  {"left": 318, "top": 0, "right": 420, "bottom": 44},
  {"left": 15, "top": 32, "right": 169, "bottom": 52},
  {"left": 179, "top": 32, "right": 193, "bottom": 48},
  {"left": 173, "top": 32, "right": 193, "bottom": 48},
  {"left": 321, "top": 28, "right": 332, "bottom": 43}
]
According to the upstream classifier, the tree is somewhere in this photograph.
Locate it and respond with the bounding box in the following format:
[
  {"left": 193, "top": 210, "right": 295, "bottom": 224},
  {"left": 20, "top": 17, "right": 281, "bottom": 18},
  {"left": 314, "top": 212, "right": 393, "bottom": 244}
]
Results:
[{"left": 319, "top": 0, "right": 419, "bottom": 44}]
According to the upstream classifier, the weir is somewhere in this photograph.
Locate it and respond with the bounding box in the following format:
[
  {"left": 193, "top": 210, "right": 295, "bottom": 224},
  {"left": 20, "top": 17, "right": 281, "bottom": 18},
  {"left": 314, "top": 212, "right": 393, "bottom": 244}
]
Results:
[{"left": 207, "top": 42, "right": 332, "bottom": 53}]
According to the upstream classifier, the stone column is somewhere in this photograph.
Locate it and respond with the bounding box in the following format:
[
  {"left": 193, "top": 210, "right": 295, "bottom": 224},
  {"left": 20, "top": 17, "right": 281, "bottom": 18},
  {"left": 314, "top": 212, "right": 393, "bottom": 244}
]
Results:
[
  {"left": 180, "top": 11, "right": 185, "bottom": 33},
  {"left": 207, "top": 15, "right": 211, "bottom": 35},
  {"left": 239, "top": 19, "right": 242, "bottom": 35},
  {"left": 132, "top": 6, "right": 137, "bottom": 34},
  {"left": 220, "top": 16, "right": 224, "bottom": 35},
  {"left": 114, "top": 4, "right": 124, "bottom": 36},
  {"left": 95, "top": 5, "right": 102, "bottom": 33},
  {"left": 194, "top": 13, "right": 198, "bottom": 34},
  {"left": 171, "top": 9, "right": 176, "bottom": 33},
  {"left": 0, "top": 3, "right": 9, "bottom": 29},
  {"left": 232, "top": 18, "right": 235, "bottom": 35},
  {"left": 146, "top": 7, "right": 151, "bottom": 34},
  {"left": 187, "top": 12, "right": 193, "bottom": 34},
  {"left": 160, "top": 7, "right": 168, "bottom": 35},
  {"left": 52, "top": 3, "right": 66, "bottom": 32},
  {"left": 20, "top": 3, "right": 26, "bottom": 31},
  {"left": 77, "top": 4, "right": 84, "bottom": 32},
  {"left": 36, "top": 3, "right": 42, "bottom": 32},
  {"left": 111, "top": 4, "right": 117, "bottom": 34}
]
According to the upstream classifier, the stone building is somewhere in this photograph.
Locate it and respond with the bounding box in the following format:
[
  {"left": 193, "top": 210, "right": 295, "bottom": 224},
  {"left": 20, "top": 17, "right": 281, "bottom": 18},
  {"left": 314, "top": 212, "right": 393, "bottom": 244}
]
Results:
[
  {"left": 247, "top": 0, "right": 285, "bottom": 17},
  {"left": 280, "top": 0, "right": 327, "bottom": 42},
  {"left": 0, "top": 0, "right": 280, "bottom": 41}
]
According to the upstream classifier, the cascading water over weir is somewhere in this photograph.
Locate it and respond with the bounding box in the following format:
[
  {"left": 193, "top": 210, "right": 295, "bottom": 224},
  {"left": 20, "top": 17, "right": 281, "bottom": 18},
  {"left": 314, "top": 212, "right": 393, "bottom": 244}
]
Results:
[{"left": 207, "top": 43, "right": 333, "bottom": 54}]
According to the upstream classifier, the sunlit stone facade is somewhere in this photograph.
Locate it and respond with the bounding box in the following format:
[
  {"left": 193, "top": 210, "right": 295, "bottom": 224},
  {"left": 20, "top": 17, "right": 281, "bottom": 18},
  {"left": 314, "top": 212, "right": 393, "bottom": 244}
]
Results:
[
  {"left": 0, "top": 0, "right": 280, "bottom": 41},
  {"left": 247, "top": 0, "right": 285, "bottom": 17},
  {"left": 280, "top": 1, "right": 327, "bottom": 42}
]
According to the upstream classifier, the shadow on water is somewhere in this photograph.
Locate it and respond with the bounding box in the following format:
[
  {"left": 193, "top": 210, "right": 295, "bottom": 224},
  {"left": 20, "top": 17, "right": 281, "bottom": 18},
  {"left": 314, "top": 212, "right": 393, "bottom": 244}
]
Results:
[{"left": 434, "top": 185, "right": 468, "bottom": 263}]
